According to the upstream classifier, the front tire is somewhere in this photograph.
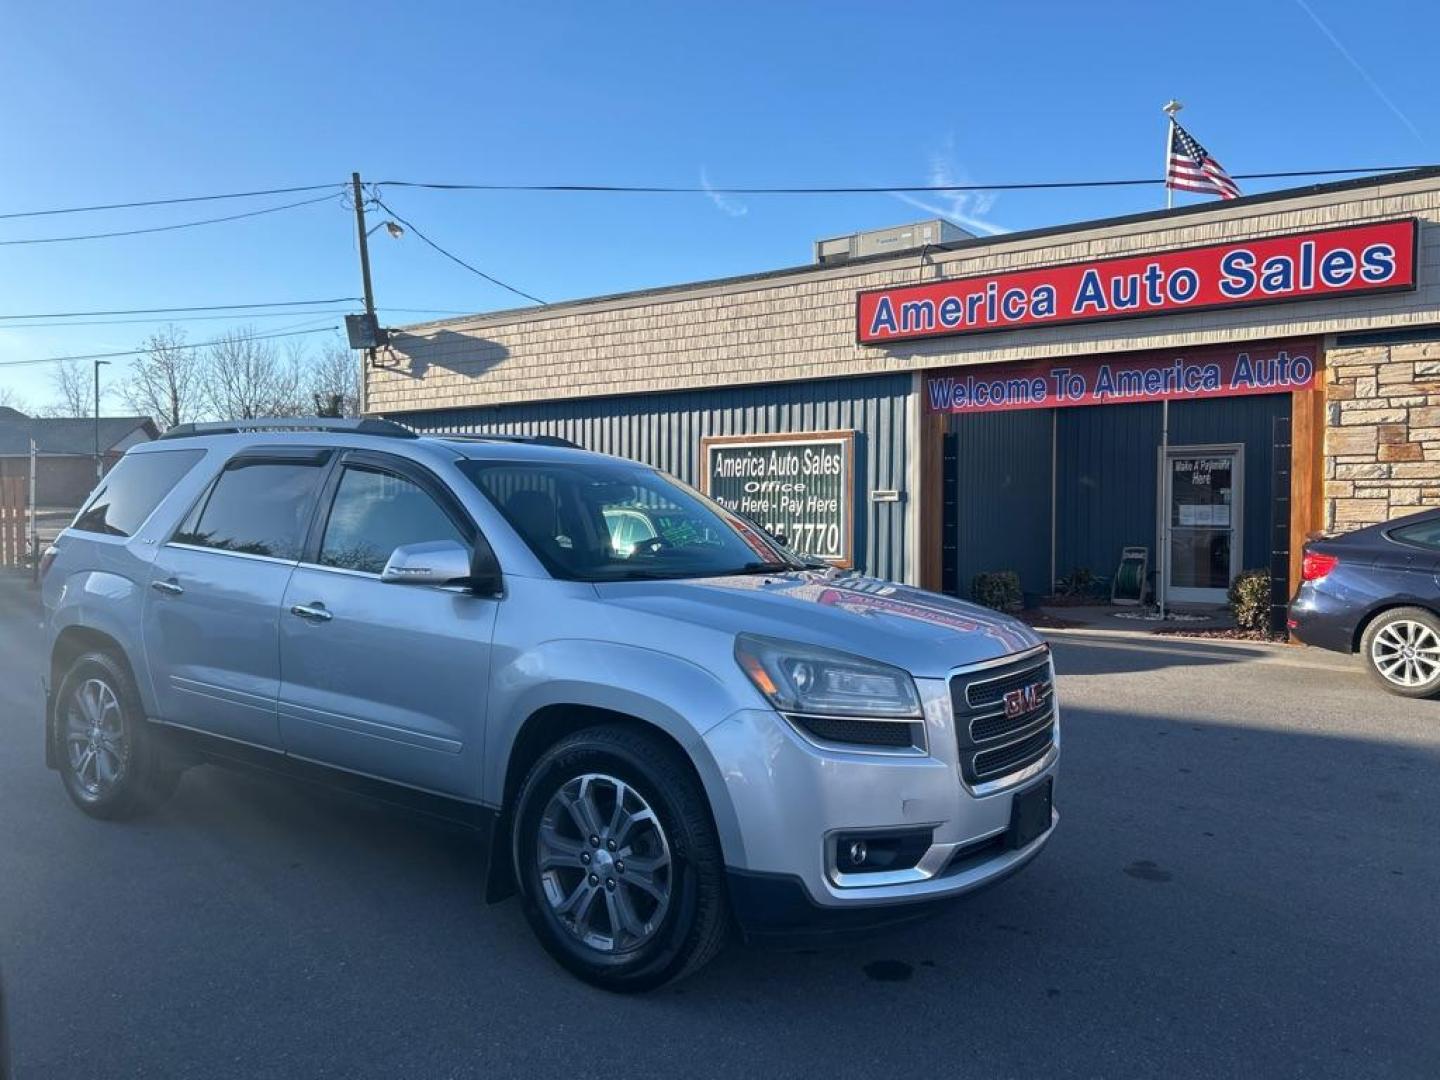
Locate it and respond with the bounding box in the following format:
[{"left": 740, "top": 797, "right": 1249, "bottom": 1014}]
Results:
[
  {"left": 55, "top": 651, "right": 181, "bottom": 819},
  {"left": 512, "top": 725, "right": 729, "bottom": 992},
  {"left": 1361, "top": 607, "right": 1440, "bottom": 699}
]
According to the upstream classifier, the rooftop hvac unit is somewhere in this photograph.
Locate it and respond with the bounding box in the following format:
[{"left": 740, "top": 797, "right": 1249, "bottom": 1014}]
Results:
[{"left": 814, "top": 219, "right": 972, "bottom": 265}]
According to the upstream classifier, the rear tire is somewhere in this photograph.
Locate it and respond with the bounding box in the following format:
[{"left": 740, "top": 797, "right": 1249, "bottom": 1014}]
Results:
[
  {"left": 512, "top": 724, "right": 729, "bottom": 992},
  {"left": 55, "top": 651, "right": 182, "bottom": 819},
  {"left": 1361, "top": 607, "right": 1440, "bottom": 699}
]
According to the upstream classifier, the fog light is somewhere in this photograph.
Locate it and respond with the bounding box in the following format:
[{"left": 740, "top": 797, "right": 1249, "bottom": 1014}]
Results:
[{"left": 833, "top": 829, "right": 933, "bottom": 878}]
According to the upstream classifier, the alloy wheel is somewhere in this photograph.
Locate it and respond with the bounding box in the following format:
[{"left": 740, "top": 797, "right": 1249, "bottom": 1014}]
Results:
[
  {"left": 536, "top": 773, "right": 672, "bottom": 954},
  {"left": 63, "top": 677, "right": 129, "bottom": 799},
  {"left": 1371, "top": 619, "right": 1440, "bottom": 688}
]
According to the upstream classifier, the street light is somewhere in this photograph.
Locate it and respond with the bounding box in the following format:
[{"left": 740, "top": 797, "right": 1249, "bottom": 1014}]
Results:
[
  {"left": 93, "top": 359, "right": 110, "bottom": 479},
  {"left": 365, "top": 219, "right": 404, "bottom": 240}
]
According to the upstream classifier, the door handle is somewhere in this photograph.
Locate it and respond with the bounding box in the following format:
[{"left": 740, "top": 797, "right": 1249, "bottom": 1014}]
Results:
[
  {"left": 289, "top": 603, "right": 333, "bottom": 623},
  {"left": 150, "top": 580, "right": 184, "bottom": 596}
]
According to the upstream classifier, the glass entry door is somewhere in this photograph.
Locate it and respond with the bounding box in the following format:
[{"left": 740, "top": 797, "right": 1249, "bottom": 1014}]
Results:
[{"left": 1162, "top": 448, "right": 1242, "bottom": 605}]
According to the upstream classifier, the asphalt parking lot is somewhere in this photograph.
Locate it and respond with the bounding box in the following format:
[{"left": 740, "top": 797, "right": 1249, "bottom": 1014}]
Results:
[{"left": 1, "top": 580, "right": 1436, "bottom": 1080}]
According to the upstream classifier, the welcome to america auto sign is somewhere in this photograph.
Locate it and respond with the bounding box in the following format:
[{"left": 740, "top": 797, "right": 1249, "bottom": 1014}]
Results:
[
  {"left": 856, "top": 219, "right": 1418, "bottom": 345},
  {"left": 924, "top": 339, "right": 1318, "bottom": 414}
]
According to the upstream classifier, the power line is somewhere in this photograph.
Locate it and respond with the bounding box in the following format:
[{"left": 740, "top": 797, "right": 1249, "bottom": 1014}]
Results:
[
  {"left": 371, "top": 196, "right": 547, "bottom": 306},
  {"left": 0, "top": 183, "right": 342, "bottom": 223},
  {"left": 0, "top": 325, "right": 340, "bottom": 369},
  {"left": 0, "top": 192, "right": 342, "bottom": 246},
  {"left": 0, "top": 305, "right": 477, "bottom": 330},
  {"left": 375, "top": 165, "right": 1435, "bottom": 195},
  {"left": 0, "top": 309, "right": 355, "bottom": 330},
  {"left": 0, "top": 164, "right": 1429, "bottom": 230},
  {"left": 0, "top": 297, "right": 361, "bottom": 321}
]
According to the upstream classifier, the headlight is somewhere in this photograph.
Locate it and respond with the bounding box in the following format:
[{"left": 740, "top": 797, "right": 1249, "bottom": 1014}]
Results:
[{"left": 734, "top": 634, "right": 922, "bottom": 718}]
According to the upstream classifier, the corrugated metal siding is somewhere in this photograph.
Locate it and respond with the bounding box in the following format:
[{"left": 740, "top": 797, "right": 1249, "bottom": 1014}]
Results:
[
  {"left": 943, "top": 392, "right": 1292, "bottom": 598},
  {"left": 1055, "top": 394, "right": 1290, "bottom": 584},
  {"left": 392, "top": 374, "right": 914, "bottom": 582},
  {"left": 1054, "top": 403, "right": 1163, "bottom": 585},
  {"left": 945, "top": 410, "right": 1053, "bottom": 599}
]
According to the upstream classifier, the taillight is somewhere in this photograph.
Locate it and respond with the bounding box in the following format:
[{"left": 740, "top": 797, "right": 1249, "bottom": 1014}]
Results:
[
  {"left": 38, "top": 545, "right": 58, "bottom": 580},
  {"left": 1301, "top": 550, "right": 1338, "bottom": 581}
]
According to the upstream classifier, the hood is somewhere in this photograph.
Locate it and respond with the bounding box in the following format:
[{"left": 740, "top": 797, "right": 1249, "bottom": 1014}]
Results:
[{"left": 592, "top": 570, "right": 1042, "bottom": 678}]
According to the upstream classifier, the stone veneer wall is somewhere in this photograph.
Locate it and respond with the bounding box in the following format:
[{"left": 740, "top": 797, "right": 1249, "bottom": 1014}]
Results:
[{"left": 1324, "top": 340, "right": 1440, "bottom": 531}]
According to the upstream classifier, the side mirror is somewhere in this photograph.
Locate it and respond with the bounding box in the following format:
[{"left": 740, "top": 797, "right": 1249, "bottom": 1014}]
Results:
[{"left": 381, "top": 540, "right": 474, "bottom": 587}]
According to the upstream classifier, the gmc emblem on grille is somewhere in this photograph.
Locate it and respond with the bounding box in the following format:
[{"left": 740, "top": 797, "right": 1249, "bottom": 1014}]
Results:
[{"left": 1003, "top": 683, "right": 1042, "bottom": 719}]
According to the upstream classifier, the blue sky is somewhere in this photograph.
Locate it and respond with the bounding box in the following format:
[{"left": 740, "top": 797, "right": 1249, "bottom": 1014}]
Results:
[{"left": 0, "top": 0, "right": 1435, "bottom": 410}]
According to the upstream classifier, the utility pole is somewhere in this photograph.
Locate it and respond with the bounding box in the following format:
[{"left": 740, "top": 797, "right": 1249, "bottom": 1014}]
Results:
[
  {"left": 351, "top": 172, "right": 377, "bottom": 328},
  {"left": 93, "top": 359, "right": 110, "bottom": 479},
  {"left": 351, "top": 171, "right": 377, "bottom": 413}
]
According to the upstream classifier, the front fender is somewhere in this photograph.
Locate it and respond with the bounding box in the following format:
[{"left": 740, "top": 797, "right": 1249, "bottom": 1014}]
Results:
[{"left": 485, "top": 638, "right": 754, "bottom": 867}]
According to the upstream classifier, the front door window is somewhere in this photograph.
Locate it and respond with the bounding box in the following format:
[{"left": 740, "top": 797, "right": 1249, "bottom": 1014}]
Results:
[{"left": 1164, "top": 450, "right": 1241, "bottom": 604}]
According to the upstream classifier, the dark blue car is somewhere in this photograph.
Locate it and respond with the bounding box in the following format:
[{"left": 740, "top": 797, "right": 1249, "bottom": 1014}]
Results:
[{"left": 1289, "top": 508, "right": 1440, "bottom": 698}]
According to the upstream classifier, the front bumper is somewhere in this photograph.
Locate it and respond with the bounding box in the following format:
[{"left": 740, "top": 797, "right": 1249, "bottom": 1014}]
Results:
[
  {"left": 702, "top": 659, "right": 1059, "bottom": 928},
  {"left": 726, "top": 808, "right": 1056, "bottom": 941}
]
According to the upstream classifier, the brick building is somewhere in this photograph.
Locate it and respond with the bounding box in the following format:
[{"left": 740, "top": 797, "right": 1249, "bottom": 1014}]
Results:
[
  {"left": 0, "top": 409, "right": 157, "bottom": 508},
  {"left": 362, "top": 168, "right": 1440, "bottom": 609}
]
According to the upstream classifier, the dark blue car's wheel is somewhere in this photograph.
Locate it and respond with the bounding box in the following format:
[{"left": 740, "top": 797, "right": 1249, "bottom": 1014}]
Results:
[{"left": 1361, "top": 607, "right": 1440, "bottom": 699}]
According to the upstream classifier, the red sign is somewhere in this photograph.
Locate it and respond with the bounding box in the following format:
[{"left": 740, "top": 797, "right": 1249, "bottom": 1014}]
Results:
[
  {"left": 925, "top": 339, "right": 1319, "bottom": 414},
  {"left": 857, "top": 219, "right": 1417, "bottom": 345}
]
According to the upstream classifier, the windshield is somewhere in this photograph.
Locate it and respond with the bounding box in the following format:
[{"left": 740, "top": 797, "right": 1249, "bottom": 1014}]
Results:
[{"left": 460, "top": 459, "right": 805, "bottom": 581}]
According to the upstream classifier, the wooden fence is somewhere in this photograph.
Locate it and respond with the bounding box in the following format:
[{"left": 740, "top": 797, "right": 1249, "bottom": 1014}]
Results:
[{"left": 0, "top": 476, "right": 27, "bottom": 568}]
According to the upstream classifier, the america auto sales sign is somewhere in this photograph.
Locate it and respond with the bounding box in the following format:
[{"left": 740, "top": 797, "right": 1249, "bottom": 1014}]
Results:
[{"left": 856, "top": 219, "right": 1417, "bottom": 345}]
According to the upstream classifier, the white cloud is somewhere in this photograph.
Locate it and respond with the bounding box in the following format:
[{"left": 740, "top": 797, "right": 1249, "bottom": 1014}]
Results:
[
  {"left": 891, "top": 137, "right": 1008, "bottom": 236},
  {"left": 699, "top": 167, "right": 749, "bottom": 218}
]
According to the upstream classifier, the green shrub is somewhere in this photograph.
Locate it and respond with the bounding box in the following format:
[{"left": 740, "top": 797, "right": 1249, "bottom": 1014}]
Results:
[
  {"left": 1054, "top": 567, "right": 1096, "bottom": 598},
  {"left": 1228, "top": 568, "right": 1272, "bottom": 632},
  {"left": 972, "top": 570, "right": 1023, "bottom": 613}
]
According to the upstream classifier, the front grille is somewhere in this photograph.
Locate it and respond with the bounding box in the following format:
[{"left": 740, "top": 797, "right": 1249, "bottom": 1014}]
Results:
[
  {"left": 967, "top": 663, "right": 1052, "bottom": 709},
  {"left": 788, "top": 714, "right": 920, "bottom": 749},
  {"left": 973, "top": 725, "right": 1055, "bottom": 781},
  {"left": 971, "top": 701, "right": 1054, "bottom": 744},
  {"left": 950, "top": 649, "right": 1055, "bottom": 785}
]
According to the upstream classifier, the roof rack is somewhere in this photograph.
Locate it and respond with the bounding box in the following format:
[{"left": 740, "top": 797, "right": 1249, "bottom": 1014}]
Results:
[
  {"left": 440, "top": 433, "right": 580, "bottom": 449},
  {"left": 158, "top": 417, "right": 418, "bottom": 441}
]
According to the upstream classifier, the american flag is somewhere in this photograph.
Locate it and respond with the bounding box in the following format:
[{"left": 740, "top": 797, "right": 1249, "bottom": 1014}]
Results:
[{"left": 1166, "top": 121, "right": 1241, "bottom": 200}]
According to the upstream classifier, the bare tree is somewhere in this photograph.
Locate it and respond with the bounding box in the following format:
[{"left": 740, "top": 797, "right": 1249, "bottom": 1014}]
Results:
[
  {"left": 42, "top": 358, "right": 95, "bottom": 417},
  {"left": 200, "top": 327, "right": 305, "bottom": 420},
  {"left": 305, "top": 340, "right": 362, "bottom": 417},
  {"left": 122, "top": 325, "right": 204, "bottom": 430}
]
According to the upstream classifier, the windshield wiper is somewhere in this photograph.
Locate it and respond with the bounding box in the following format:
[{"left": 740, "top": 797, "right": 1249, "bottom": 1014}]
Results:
[{"left": 733, "top": 561, "right": 796, "bottom": 575}]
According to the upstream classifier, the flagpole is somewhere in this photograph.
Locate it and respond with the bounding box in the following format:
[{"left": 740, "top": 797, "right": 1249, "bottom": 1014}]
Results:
[
  {"left": 1163, "top": 99, "right": 1183, "bottom": 210},
  {"left": 1159, "top": 99, "right": 1182, "bottom": 618}
]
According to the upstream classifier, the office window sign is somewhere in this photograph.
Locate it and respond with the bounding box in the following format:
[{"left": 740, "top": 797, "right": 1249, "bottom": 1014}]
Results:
[{"left": 701, "top": 431, "right": 855, "bottom": 566}]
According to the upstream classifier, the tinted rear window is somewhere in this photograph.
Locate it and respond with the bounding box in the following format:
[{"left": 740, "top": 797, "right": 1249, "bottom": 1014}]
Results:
[
  {"left": 72, "top": 449, "right": 205, "bottom": 538},
  {"left": 175, "top": 460, "right": 325, "bottom": 560},
  {"left": 1392, "top": 519, "right": 1440, "bottom": 551}
]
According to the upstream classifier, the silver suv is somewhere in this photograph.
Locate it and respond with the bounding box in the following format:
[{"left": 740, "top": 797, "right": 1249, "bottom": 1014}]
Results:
[{"left": 40, "top": 418, "right": 1059, "bottom": 990}]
